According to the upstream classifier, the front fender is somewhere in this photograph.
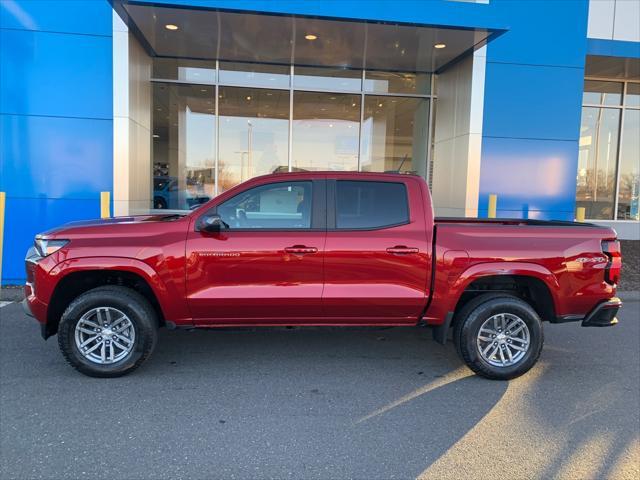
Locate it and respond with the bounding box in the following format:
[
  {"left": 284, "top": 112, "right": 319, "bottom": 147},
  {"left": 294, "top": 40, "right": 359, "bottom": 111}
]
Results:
[{"left": 47, "top": 257, "right": 191, "bottom": 324}]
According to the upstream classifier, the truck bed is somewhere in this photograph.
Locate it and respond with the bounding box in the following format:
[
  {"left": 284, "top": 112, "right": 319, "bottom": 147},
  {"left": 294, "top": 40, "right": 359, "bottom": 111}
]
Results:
[
  {"left": 435, "top": 217, "right": 601, "bottom": 228},
  {"left": 424, "top": 216, "right": 617, "bottom": 326}
]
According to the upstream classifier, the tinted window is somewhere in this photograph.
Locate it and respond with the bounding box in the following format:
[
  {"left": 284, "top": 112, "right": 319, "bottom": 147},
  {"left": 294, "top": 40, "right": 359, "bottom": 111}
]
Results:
[
  {"left": 217, "top": 181, "right": 312, "bottom": 229},
  {"left": 336, "top": 181, "right": 408, "bottom": 229}
]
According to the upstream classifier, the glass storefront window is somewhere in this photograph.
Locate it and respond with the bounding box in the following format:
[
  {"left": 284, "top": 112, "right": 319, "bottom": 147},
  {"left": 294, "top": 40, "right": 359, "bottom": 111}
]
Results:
[
  {"left": 617, "top": 109, "right": 640, "bottom": 220},
  {"left": 576, "top": 107, "right": 621, "bottom": 219},
  {"left": 152, "top": 83, "right": 216, "bottom": 210},
  {"left": 292, "top": 91, "right": 360, "bottom": 171},
  {"left": 364, "top": 71, "right": 431, "bottom": 95},
  {"left": 293, "top": 66, "right": 362, "bottom": 92},
  {"left": 153, "top": 58, "right": 216, "bottom": 84},
  {"left": 577, "top": 79, "right": 640, "bottom": 220},
  {"left": 219, "top": 62, "right": 290, "bottom": 88},
  {"left": 360, "top": 96, "right": 429, "bottom": 175},
  {"left": 583, "top": 80, "right": 623, "bottom": 106},
  {"left": 150, "top": 61, "right": 434, "bottom": 207},
  {"left": 218, "top": 87, "right": 290, "bottom": 192},
  {"left": 626, "top": 82, "right": 640, "bottom": 108}
]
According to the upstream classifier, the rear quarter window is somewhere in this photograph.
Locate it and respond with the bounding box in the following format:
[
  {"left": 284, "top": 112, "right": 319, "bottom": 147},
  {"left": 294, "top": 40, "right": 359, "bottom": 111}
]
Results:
[{"left": 336, "top": 180, "right": 409, "bottom": 229}]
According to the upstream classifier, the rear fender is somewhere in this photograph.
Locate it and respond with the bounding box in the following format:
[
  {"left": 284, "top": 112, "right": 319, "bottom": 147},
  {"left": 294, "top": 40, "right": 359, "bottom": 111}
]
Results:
[
  {"left": 453, "top": 261, "right": 560, "bottom": 294},
  {"left": 425, "top": 261, "right": 560, "bottom": 325}
]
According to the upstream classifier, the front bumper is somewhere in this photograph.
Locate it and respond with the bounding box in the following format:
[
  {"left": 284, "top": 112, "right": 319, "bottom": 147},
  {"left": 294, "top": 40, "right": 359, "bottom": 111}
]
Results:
[
  {"left": 22, "top": 298, "right": 49, "bottom": 339},
  {"left": 582, "top": 297, "right": 622, "bottom": 327},
  {"left": 21, "top": 297, "right": 33, "bottom": 318}
]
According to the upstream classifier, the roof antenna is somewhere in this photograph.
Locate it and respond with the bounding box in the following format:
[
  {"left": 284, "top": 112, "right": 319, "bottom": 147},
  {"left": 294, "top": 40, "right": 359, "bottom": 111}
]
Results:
[
  {"left": 393, "top": 153, "right": 409, "bottom": 173},
  {"left": 386, "top": 154, "right": 409, "bottom": 174}
]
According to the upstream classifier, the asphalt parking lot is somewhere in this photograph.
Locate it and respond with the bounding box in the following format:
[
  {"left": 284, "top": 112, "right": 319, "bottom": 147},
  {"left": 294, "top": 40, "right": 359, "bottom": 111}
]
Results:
[{"left": 1, "top": 299, "right": 638, "bottom": 480}]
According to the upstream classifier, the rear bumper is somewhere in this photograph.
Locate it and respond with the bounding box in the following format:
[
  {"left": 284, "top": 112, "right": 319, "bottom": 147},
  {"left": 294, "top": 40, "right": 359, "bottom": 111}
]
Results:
[{"left": 582, "top": 297, "right": 622, "bottom": 327}]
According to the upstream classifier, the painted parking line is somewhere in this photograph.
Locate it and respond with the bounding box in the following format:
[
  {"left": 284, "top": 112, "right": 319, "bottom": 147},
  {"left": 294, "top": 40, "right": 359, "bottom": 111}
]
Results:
[{"left": 0, "top": 301, "right": 13, "bottom": 308}]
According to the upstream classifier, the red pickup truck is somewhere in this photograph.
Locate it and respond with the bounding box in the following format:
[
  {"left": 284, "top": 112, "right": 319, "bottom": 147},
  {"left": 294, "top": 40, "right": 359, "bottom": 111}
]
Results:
[{"left": 23, "top": 172, "right": 622, "bottom": 379}]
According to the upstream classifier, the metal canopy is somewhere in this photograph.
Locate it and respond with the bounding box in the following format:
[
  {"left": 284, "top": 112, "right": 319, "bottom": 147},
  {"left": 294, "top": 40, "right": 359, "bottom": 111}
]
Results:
[{"left": 118, "top": 3, "right": 496, "bottom": 73}]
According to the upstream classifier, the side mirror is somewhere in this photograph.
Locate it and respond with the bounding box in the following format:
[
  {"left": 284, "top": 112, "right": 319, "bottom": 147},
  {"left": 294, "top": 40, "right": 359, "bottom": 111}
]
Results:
[{"left": 198, "top": 213, "right": 227, "bottom": 233}]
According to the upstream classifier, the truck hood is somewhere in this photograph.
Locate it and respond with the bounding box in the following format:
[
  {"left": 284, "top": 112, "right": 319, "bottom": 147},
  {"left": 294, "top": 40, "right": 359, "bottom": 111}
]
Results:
[{"left": 40, "top": 214, "right": 186, "bottom": 237}]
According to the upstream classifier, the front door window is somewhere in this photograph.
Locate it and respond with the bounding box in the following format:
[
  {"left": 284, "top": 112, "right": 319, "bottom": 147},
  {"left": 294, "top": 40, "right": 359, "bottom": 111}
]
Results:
[{"left": 217, "top": 181, "right": 313, "bottom": 229}]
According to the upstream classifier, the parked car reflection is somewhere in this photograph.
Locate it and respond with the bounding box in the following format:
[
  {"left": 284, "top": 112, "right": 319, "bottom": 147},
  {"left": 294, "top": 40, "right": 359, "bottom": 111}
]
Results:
[{"left": 153, "top": 176, "right": 210, "bottom": 210}]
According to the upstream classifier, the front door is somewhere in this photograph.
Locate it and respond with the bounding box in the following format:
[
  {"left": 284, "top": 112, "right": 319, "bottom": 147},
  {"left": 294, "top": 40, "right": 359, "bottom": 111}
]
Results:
[
  {"left": 186, "top": 178, "right": 326, "bottom": 324},
  {"left": 322, "top": 176, "right": 432, "bottom": 323}
]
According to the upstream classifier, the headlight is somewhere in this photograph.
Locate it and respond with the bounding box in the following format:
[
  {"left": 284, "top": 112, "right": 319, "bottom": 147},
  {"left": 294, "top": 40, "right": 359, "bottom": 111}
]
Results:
[{"left": 34, "top": 237, "right": 69, "bottom": 257}]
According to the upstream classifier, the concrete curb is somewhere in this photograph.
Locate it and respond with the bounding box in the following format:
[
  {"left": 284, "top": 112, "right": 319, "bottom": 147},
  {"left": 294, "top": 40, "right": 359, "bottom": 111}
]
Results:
[{"left": 0, "top": 287, "right": 24, "bottom": 302}]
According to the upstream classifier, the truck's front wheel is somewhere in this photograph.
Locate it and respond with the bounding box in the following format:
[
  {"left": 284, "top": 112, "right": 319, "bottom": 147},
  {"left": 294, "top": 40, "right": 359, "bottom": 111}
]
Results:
[
  {"left": 58, "top": 286, "right": 158, "bottom": 377},
  {"left": 454, "top": 294, "right": 543, "bottom": 380}
]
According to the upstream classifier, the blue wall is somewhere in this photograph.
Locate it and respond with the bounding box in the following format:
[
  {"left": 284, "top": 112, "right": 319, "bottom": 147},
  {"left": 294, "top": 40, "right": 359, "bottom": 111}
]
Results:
[
  {"left": 0, "top": 0, "right": 114, "bottom": 283},
  {"left": 478, "top": 0, "right": 589, "bottom": 220}
]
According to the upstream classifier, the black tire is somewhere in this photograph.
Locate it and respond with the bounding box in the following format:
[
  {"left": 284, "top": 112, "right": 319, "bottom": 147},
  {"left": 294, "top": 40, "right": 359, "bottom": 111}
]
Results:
[
  {"left": 58, "top": 286, "right": 158, "bottom": 378},
  {"left": 453, "top": 293, "right": 544, "bottom": 380}
]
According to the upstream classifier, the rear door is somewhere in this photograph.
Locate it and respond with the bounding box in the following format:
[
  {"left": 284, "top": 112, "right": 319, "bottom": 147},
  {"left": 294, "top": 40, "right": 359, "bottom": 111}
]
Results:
[
  {"left": 185, "top": 177, "right": 326, "bottom": 324},
  {"left": 322, "top": 176, "right": 432, "bottom": 323}
]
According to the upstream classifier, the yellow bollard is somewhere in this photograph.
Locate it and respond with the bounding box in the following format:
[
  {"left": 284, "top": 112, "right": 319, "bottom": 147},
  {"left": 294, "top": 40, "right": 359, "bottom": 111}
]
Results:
[
  {"left": 100, "top": 191, "right": 111, "bottom": 219},
  {"left": 488, "top": 194, "right": 498, "bottom": 219},
  {"left": 0, "top": 192, "right": 5, "bottom": 288},
  {"left": 576, "top": 207, "right": 586, "bottom": 222}
]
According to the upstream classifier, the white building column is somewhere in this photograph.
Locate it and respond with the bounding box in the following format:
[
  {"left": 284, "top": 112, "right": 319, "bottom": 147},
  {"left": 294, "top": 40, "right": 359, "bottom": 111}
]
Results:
[
  {"left": 431, "top": 46, "right": 486, "bottom": 217},
  {"left": 112, "top": 12, "right": 152, "bottom": 216}
]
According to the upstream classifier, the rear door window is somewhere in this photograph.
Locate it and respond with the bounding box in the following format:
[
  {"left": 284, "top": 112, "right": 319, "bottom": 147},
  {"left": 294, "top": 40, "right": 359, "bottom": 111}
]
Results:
[{"left": 335, "top": 181, "right": 409, "bottom": 229}]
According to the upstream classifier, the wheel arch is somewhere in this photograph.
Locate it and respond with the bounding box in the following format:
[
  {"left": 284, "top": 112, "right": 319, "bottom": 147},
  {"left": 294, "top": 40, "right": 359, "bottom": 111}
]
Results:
[
  {"left": 451, "top": 262, "right": 560, "bottom": 324},
  {"left": 45, "top": 259, "right": 172, "bottom": 338}
]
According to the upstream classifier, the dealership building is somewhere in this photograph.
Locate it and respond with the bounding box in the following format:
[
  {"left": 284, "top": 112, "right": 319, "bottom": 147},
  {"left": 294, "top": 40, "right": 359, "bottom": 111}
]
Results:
[{"left": 1, "top": 0, "right": 639, "bottom": 283}]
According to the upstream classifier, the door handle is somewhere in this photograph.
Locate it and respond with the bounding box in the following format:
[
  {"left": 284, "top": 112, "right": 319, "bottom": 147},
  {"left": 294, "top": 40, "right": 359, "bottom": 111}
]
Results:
[
  {"left": 285, "top": 245, "right": 318, "bottom": 254},
  {"left": 386, "top": 246, "right": 419, "bottom": 254}
]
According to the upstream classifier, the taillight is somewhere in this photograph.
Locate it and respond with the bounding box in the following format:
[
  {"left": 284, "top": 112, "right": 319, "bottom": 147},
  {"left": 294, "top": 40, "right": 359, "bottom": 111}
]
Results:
[{"left": 602, "top": 240, "right": 622, "bottom": 285}]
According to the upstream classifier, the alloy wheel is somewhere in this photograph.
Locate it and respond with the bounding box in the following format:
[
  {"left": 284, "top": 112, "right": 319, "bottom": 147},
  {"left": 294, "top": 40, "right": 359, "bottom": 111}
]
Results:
[
  {"left": 476, "top": 313, "right": 530, "bottom": 367},
  {"left": 74, "top": 307, "right": 136, "bottom": 365}
]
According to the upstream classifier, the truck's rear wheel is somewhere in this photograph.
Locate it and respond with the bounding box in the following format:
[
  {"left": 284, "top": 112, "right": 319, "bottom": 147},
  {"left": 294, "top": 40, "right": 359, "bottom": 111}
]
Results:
[
  {"left": 453, "top": 294, "right": 543, "bottom": 380},
  {"left": 58, "top": 286, "right": 158, "bottom": 377}
]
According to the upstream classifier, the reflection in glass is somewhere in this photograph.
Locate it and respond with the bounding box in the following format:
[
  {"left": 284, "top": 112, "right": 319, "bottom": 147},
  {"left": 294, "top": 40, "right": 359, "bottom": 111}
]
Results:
[
  {"left": 292, "top": 92, "right": 360, "bottom": 171},
  {"left": 293, "top": 67, "right": 361, "bottom": 92},
  {"left": 583, "top": 80, "right": 623, "bottom": 106},
  {"left": 626, "top": 82, "right": 640, "bottom": 108},
  {"left": 219, "top": 62, "right": 290, "bottom": 88},
  {"left": 152, "top": 84, "right": 215, "bottom": 210},
  {"left": 336, "top": 181, "right": 409, "bottom": 229},
  {"left": 617, "top": 109, "right": 640, "bottom": 220},
  {"left": 218, "top": 87, "right": 289, "bottom": 192},
  {"left": 150, "top": 61, "right": 436, "bottom": 202},
  {"left": 360, "top": 96, "right": 429, "bottom": 175},
  {"left": 218, "top": 181, "right": 312, "bottom": 229},
  {"left": 576, "top": 107, "right": 621, "bottom": 219},
  {"left": 153, "top": 58, "right": 216, "bottom": 84},
  {"left": 364, "top": 71, "right": 431, "bottom": 95}
]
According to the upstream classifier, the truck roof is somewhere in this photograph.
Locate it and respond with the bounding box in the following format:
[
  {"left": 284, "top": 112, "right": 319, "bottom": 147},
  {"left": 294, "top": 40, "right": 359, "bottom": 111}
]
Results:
[{"left": 253, "top": 170, "right": 423, "bottom": 183}]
